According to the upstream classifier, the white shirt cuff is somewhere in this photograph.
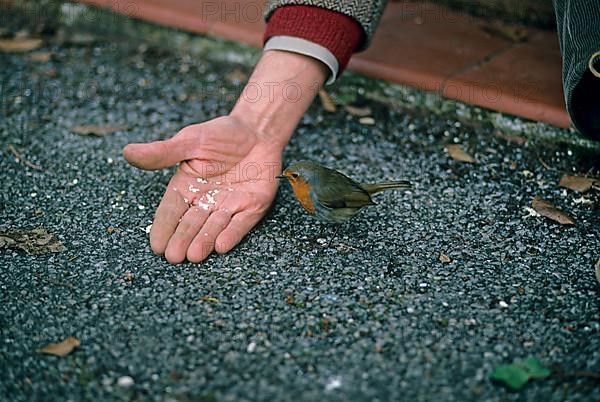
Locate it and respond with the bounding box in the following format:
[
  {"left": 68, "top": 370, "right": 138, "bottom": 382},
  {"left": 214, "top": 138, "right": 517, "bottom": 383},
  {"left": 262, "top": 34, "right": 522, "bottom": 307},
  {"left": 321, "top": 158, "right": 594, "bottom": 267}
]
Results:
[{"left": 264, "top": 36, "right": 339, "bottom": 85}]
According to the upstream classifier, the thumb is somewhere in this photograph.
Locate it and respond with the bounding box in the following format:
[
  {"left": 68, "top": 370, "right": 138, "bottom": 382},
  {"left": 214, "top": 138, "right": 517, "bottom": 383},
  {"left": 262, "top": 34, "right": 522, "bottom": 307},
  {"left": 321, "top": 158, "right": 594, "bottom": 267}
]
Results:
[{"left": 123, "top": 137, "right": 188, "bottom": 170}]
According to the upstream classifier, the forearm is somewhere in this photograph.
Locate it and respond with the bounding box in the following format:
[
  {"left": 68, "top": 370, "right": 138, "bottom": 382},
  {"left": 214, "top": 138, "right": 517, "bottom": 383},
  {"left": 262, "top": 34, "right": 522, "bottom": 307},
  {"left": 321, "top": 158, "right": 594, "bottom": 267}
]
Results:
[{"left": 230, "top": 50, "right": 328, "bottom": 151}]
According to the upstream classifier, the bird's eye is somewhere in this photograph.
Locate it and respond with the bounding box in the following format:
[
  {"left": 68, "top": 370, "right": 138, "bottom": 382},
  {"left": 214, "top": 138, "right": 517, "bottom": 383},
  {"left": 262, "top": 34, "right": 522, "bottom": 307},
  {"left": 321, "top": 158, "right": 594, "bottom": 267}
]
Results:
[{"left": 291, "top": 173, "right": 299, "bottom": 179}]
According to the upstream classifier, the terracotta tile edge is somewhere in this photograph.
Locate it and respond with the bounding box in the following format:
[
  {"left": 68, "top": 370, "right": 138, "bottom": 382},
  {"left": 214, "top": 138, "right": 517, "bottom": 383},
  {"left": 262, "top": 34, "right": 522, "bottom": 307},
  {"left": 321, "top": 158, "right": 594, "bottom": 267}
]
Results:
[
  {"left": 349, "top": 57, "right": 446, "bottom": 93},
  {"left": 442, "top": 78, "right": 571, "bottom": 128},
  {"left": 76, "top": 0, "right": 212, "bottom": 36}
]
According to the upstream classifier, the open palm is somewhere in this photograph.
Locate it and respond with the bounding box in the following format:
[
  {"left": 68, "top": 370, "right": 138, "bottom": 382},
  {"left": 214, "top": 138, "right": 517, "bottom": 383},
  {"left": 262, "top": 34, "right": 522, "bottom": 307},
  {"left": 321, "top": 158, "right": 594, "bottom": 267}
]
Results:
[{"left": 124, "top": 116, "right": 281, "bottom": 263}]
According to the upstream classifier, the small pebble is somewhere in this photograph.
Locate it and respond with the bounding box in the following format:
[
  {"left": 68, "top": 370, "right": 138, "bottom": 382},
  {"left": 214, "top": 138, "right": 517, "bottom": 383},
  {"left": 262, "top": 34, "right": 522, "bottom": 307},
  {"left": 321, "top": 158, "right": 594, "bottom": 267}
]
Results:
[
  {"left": 359, "top": 117, "right": 375, "bottom": 125},
  {"left": 246, "top": 341, "right": 257, "bottom": 353},
  {"left": 117, "top": 376, "right": 134, "bottom": 387},
  {"left": 325, "top": 376, "right": 342, "bottom": 391}
]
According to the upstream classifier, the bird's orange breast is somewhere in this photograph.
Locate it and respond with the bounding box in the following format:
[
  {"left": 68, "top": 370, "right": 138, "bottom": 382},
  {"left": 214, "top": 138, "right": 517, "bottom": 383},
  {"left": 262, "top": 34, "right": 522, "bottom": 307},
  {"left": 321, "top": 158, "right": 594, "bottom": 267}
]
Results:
[{"left": 289, "top": 178, "right": 315, "bottom": 215}]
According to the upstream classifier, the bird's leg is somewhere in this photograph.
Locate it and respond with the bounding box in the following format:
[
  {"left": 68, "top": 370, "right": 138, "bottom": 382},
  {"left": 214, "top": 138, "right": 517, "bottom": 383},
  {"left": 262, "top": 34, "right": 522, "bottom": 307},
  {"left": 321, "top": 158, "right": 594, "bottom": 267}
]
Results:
[
  {"left": 311, "top": 223, "right": 326, "bottom": 244},
  {"left": 326, "top": 224, "right": 344, "bottom": 248},
  {"left": 317, "top": 223, "right": 326, "bottom": 239}
]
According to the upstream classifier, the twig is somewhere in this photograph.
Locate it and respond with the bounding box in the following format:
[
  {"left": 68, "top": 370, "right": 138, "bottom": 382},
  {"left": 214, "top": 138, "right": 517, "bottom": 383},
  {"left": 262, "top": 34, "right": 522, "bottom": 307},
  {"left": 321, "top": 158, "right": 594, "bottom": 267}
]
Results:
[
  {"left": 7, "top": 144, "right": 42, "bottom": 170},
  {"left": 553, "top": 367, "right": 600, "bottom": 381},
  {"left": 537, "top": 155, "right": 552, "bottom": 170},
  {"left": 569, "top": 371, "right": 600, "bottom": 380}
]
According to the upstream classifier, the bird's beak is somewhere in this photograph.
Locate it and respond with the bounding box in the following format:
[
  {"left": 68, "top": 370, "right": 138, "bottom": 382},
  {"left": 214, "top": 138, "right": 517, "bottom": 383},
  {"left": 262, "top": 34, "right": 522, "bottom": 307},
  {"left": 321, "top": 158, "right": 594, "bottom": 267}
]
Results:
[{"left": 276, "top": 175, "right": 286, "bottom": 180}]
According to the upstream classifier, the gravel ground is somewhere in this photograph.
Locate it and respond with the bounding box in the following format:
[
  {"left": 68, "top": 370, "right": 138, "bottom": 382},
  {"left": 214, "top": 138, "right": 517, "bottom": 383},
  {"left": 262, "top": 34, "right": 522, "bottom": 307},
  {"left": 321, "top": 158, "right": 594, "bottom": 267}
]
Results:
[{"left": 1, "top": 7, "right": 599, "bottom": 402}]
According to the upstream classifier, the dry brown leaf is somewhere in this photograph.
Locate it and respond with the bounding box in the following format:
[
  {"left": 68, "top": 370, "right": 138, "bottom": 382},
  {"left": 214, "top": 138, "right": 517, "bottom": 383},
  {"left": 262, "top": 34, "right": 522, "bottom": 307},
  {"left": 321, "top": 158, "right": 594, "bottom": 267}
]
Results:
[
  {"left": 344, "top": 105, "right": 372, "bottom": 117},
  {"left": 0, "top": 228, "right": 66, "bottom": 254},
  {"left": 446, "top": 144, "right": 476, "bottom": 163},
  {"left": 0, "top": 235, "right": 16, "bottom": 248},
  {"left": 318, "top": 89, "right": 336, "bottom": 113},
  {"left": 531, "top": 196, "right": 574, "bottom": 225},
  {"left": 358, "top": 117, "right": 376, "bottom": 125},
  {"left": 226, "top": 68, "right": 247, "bottom": 83},
  {"left": 439, "top": 253, "right": 451, "bottom": 264},
  {"left": 494, "top": 130, "right": 527, "bottom": 145},
  {"left": 559, "top": 175, "right": 598, "bottom": 193},
  {"left": 0, "top": 37, "right": 43, "bottom": 53},
  {"left": 27, "top": 51, "right": 52, "bottom": 62},
  {"left": 595, "top": 258, "right": 600, "bottom": 284},
  {"left": 71, "top": 125, "right": 127, "bottom": 136},
  {"left": 40, "top": 336, "right": 80, "bottom": 357}
]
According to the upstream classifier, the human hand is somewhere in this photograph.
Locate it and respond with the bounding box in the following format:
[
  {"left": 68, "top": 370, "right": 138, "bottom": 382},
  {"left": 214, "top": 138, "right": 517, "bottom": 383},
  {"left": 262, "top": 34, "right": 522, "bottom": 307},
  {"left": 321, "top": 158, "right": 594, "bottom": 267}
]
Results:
[
  {"left": 123, "top": 116, "right": 281, "bottom": 263},
  {"left": 124, "top": 50, "right": 327, "bottom": 263}
]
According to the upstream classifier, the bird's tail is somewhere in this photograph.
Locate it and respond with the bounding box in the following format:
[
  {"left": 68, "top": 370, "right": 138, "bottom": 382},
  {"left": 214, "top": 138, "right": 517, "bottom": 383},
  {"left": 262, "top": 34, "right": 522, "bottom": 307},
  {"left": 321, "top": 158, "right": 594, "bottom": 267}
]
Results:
[{"left": 361, "top": 180, "right": 412, "bottom": 195}]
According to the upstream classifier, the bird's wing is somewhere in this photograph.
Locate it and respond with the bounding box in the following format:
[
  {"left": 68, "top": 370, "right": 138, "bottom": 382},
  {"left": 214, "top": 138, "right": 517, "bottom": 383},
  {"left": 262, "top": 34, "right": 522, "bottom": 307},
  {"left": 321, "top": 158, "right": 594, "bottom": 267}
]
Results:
[{"left": 316, "top": 170, "right": 375, "bottom": 209}]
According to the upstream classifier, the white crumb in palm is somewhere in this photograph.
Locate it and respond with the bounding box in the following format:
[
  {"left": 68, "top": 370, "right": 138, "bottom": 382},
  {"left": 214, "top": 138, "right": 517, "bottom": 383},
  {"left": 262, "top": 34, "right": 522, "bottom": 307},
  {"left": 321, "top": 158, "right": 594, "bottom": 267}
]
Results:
[
  {"left": 206, "top": 190, "right": 219, "bottom": 204},
  {"left": 196, "top": 177, "right": 208, "bottom": 184},
  {"left": 204, "top": 232, "right": 208, "bottom": 236},
  {"left": 215, "top": 181, "right": 221, "bottom": 185},
  {"left": 188, "top": 184, "right": 200, "bottom": 193},
  {"left": 197, "top": 201, "right": 210, "bottom": 211},
  {"left": 227, "top": 187, "right": 233, "bottom": 192}
]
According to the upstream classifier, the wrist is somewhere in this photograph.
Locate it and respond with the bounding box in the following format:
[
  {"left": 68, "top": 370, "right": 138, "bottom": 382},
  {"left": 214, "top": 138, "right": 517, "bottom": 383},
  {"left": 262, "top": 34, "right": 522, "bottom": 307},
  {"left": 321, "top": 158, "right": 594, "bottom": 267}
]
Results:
[{"left": 230, "top": 50, "right": 327, "bottom": 151}]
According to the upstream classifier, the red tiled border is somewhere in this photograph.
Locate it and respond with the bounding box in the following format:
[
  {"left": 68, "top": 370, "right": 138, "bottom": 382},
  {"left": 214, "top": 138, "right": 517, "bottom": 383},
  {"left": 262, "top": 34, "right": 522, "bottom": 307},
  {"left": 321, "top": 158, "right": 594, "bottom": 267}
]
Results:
[{"left": 75, "top": 0, "right": 570, "bottom": 128}]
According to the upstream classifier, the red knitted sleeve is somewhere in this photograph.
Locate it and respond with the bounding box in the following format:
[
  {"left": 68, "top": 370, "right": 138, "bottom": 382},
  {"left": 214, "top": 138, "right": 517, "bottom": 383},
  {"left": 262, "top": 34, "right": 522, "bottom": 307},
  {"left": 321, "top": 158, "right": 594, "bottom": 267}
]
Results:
[{"left": 264, "top": 5, "right": 364, "bottom": 74}]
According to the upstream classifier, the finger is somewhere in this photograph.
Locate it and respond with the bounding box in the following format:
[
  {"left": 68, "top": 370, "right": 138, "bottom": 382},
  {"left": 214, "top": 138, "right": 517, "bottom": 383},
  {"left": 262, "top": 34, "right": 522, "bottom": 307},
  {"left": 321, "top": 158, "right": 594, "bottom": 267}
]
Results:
[
  {"left": 150, "top": 189, "right": 189, "bottom": 255},
  {"left": 214, "top": 211, "right": 263, "bottom": 254},
  {"left": 187, "top": 210, "right": 232, "bottom": 263},
  {"left": 123, "top": 135, "right": 192, "bottom": 170},
  {"left": 164, "top": 206, "right": 211, "bottom": 264},
  {"left": 215, "top": 190, "right": 259, "bottom": 215}
]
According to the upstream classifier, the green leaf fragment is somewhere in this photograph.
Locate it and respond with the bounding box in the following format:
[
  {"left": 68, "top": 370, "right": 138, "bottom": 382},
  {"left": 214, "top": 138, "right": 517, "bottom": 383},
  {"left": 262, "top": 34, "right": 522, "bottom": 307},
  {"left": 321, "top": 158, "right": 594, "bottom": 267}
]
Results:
[
  {"left": 518, "top": 357, "right": 551, "bottom": 379},
  {"left": 490, "top": 357, "right": 551, "bottom": 391},
  {"left": 490, "top": 364, "right": 531, "bottom": 391}
]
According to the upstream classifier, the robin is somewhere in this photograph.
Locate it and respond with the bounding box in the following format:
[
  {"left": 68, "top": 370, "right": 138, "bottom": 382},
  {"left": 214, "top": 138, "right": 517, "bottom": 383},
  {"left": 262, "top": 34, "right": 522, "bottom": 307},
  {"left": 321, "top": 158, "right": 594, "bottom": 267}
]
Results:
[{"left": 277, "top": 160, "right": 411, "bottom": 245}]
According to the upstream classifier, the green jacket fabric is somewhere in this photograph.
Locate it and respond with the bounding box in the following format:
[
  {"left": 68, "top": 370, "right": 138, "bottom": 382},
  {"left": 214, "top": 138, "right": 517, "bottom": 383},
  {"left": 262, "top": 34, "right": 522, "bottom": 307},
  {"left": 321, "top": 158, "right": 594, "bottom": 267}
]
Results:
[{"left": 553, "top": 0, "right": 600, "bottom": 140}]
